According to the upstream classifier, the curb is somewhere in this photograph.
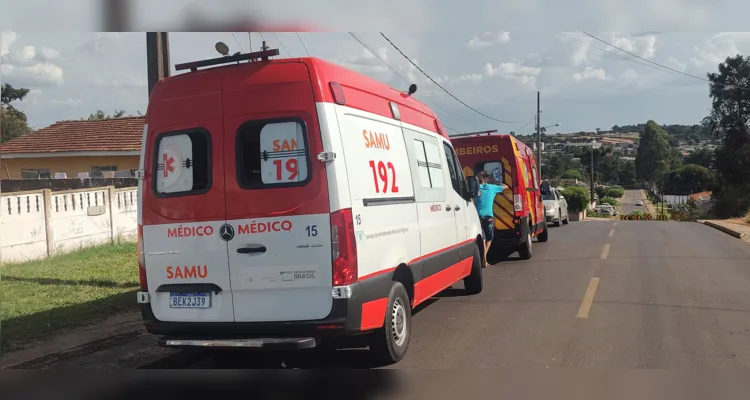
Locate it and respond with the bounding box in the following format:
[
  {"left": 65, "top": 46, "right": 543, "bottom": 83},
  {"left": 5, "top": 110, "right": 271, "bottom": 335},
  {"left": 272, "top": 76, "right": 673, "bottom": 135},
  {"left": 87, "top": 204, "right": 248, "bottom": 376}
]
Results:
[{"left": 701, "top": 221, "right": 747, "bottom": 239}]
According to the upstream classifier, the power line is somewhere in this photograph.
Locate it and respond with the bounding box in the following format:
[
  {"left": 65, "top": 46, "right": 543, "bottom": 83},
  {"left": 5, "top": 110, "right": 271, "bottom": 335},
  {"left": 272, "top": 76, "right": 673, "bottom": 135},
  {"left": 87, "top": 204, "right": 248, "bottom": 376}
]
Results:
[
  {"left": 557, "top": 32, "right": 673, "bottom": 74},
  {"left": 582, "top": 32, "right": 710, "bottom": 83},
  {"left": 231, "top": 33, "right": 244, "bottom": 53},
  {"left": 272, "top": 32, "right": 291, "bottom": 57},
  {"left": 296, "top": 32, "right": 310, "bottom": 56},
  {"left": 380, "top": 32, "right": 530, "bottom": 124},
  {"left": 349, "top": 33, "right": 485, "bottom": 132}
]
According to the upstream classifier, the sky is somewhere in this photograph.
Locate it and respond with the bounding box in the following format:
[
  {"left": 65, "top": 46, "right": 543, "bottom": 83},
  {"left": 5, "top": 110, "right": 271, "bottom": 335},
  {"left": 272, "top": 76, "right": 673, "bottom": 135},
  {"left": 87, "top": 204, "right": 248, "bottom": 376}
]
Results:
[{"left": 1, "top": 0, "right": 749, "bottom": 135}]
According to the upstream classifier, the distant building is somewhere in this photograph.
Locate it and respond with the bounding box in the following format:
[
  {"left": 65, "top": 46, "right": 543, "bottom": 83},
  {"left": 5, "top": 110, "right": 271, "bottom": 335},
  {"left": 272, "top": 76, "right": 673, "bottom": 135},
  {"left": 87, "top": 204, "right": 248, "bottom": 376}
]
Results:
[{"left": 0, "top": 117, "right": 145, "bottom": 179}]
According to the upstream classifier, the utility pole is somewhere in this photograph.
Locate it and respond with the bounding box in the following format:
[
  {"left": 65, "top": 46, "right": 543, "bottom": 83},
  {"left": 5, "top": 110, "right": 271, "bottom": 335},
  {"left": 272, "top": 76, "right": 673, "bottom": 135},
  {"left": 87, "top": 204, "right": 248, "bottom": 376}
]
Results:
[
  {"left": 146, "top": 33, "right": 171, "bottom": 98},
  {"left": 536, "top": 91, "right": 542, "bottom": 178},
  {"left": 590, "top": 141, "right": 595, "bottom": 205},
  {"left": 103, "top": 0, "right": 129, "bottom": 31}
]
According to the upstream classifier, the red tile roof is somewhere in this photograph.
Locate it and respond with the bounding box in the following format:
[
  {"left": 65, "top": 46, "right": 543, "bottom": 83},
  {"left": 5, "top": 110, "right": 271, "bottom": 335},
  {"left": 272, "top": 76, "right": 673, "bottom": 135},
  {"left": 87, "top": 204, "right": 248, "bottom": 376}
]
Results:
[{"left": 0, "top": 116, "right": 145, "bottom": 154}]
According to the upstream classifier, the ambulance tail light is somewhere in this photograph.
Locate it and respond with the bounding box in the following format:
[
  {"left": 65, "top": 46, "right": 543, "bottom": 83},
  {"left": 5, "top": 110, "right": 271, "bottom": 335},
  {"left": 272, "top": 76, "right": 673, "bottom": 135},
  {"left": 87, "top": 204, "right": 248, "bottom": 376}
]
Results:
[
  {"left": 330, "top": 208, "right": 358, "bottom": 286},
  {"left": 513, "top": 193, "right": 523, "bottom": 216},
  {"left": 137, "top": 224, "right": 148, "bottom": 291}
]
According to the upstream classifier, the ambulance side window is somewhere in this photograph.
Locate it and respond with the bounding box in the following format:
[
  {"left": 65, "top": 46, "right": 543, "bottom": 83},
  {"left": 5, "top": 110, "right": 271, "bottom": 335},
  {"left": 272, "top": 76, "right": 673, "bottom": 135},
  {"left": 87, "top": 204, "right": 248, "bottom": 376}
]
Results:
[
  {"left": 154, "top": 129, "right": 211, "bottom": 196},
  {"left": 236, "top": 118, "right": 310, "bottom": 189}
]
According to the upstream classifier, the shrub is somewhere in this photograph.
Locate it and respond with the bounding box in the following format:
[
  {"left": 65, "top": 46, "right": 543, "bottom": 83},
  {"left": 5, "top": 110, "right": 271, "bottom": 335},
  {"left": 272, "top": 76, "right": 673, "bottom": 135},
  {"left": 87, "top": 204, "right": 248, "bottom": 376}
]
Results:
[
  {"left": 595, "top": 186, "right": 608, "bottom": 200},
  {"left": 599, "top": 197, "right": 619, "bottom": 206},
  {"left": 605, "top": 187, "right": 625, "bottom": 198},
  {"left": 561, "top": 169, "right": 582, "bottom": 180},
  {"left": 562, "top": 186, "right": 591, "bottom": 213}
]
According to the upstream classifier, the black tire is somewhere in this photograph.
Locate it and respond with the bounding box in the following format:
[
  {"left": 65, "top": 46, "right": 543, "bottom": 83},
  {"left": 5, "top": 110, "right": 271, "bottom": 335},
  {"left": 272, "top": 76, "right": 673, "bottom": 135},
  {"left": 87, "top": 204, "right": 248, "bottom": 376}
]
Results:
[
  {"left": 554, "top": 210, "right": 562, "bottom": 227},
  {"left": 517, "top": 231, "right": 533, "bottom": 260},
  {"left": 537, "top": 222, "right": 549, "bottom": 242},
  {"left": 369, "top": 282, "right": 411, "bottom": 364},
  {"left": 463, "top": 243, "right": 483, "bottom": 295},
  {"left": 562, "top": 214, "right": 569, "bottom": 225}
]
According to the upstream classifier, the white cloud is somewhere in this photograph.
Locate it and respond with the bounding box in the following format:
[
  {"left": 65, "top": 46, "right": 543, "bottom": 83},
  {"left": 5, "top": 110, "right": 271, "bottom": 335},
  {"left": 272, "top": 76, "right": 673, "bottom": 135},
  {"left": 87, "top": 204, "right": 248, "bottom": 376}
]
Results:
[
  {"left": 93, "top": 77, "right": 147, "bottom": 89},
  {"left": 606, "top": 33, "right": 657, "bottom": 59},
  {"left": 572, "top": 67, "right": 607, "bottom": 82},
  {"left": 51, "top": 97, "right": 82, "bottom": 106},
  {"left": 690, "top": 32, "right": 746, "bottom": 69},
  {"left": 0, "top": 30, "right": 19, "bottom": 56},
  {"left": 1, "top": 61, "right": 64, "bottom": 86},
  {"left": 345, "top": 46, "right": 390, "bottom": 74},
  {"left": 466, "top": 31, "right": 510, "bottom": 50},
  {"left": 484, "top": 60, "right": 540, "bottom": 87},
  {"left": 667, "top": 57, "right": 687, "bottom": 72},
  {"left": 0, "top": 30, "right": 65, "bottom": 87},
  {"left": 459, "top": 73, "right": 483, "bottom": 83},
  {"left": 570, "top": 36, "right": 592, "bottom": 66},
  {"left": 81, "top": 33, "right": 125, "bottom": 53}
]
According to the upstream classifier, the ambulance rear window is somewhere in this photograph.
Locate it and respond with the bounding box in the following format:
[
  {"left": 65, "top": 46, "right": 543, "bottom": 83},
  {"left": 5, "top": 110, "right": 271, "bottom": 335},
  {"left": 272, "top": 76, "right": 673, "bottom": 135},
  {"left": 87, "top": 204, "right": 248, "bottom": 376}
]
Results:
[
  {"left": 154, "top": 129, "right": 211, "bottom": 196},
  {"left": 236, "top": 118, "right": 310, "bottom": 189}
]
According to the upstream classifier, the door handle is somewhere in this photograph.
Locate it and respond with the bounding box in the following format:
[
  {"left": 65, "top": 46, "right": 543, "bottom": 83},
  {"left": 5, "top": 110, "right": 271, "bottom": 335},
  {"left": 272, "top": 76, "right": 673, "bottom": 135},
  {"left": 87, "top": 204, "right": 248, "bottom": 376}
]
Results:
[
  {"left": 237, "top": 245, "right": 267, "bottom": 254},
  {"left": 445, "top": 205, "right": 452, "bottom": 211},
  {"left": 454, "top": 205, "right": 461, "bottom": 211}
]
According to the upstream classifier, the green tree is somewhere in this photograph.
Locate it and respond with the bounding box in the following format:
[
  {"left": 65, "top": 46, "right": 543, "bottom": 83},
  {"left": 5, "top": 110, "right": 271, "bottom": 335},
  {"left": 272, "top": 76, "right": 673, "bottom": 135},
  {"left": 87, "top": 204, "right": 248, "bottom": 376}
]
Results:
[
  {"left": 542, "top": 153, "right": 575, "bottom": 179},
  {"left": 87, "top": 109, "right": 127, "bottom": 120},
  {"left": 562, "top": 186, "right": 591, "bottom": 213},
  {"left": 618, "top": 160, "right": 637, "bottom": 185},
  {"left": 663, "top": 164, "right": 714, "bottom": 194},
  {"left": 705, "top": 55, "right": 750, "bottom": 217},
  {"left": 684, "top": 148, "right": 713, "bottom": 169},
  {"left": 605, "top": 187, "right": 625, "bottom": 198},
  {"left": 635, "top": 120, "right": 672, "bottom": 185},
  {"left": 1, "top": 83, "right": 32, "bottom": 143},
  {"left": 561, "top": 169, "right": 582, "bottom": 180}
]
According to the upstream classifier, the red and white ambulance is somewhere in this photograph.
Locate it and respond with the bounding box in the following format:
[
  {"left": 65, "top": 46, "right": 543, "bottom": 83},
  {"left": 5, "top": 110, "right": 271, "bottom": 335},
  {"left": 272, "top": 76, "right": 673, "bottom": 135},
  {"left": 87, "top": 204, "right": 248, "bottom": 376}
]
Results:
[{"left": 136, "top": 47, "right": 484, "bottom": 363}]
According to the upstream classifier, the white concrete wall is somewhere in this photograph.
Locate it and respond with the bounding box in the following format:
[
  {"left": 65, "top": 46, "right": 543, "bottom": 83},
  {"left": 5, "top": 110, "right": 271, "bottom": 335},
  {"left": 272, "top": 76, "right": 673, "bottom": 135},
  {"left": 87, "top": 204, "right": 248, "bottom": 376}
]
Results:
[{"left": 0, "top": 186, "right": 138, "bottom": 264}]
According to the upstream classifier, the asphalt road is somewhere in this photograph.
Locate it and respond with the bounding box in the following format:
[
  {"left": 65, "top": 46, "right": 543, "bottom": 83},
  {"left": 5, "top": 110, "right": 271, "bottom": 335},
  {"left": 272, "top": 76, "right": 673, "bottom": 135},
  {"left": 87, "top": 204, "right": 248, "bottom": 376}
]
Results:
[
  {"left": 619, "top": 189, "right": 648, "bottom": 215},
  {"left": 154, "top": 197, "right": 750, "bottom": 369}
]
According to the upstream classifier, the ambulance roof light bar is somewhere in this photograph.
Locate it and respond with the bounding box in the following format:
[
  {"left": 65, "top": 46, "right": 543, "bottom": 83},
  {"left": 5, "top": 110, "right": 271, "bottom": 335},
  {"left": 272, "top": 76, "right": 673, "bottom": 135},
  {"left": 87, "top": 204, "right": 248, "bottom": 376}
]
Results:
[
  {"left": 175, "top": 45, "right": 281, "bottom": 72},
  {"left": 449, "top": 129, "right": 498, "bottom": 138}
]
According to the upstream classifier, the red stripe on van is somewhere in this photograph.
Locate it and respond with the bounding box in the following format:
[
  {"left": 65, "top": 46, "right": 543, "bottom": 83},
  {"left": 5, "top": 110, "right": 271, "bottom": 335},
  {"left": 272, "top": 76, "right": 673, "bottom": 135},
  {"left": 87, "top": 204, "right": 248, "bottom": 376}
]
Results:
[
  {"left": 360, "top": 298, "right": 389, "bottom": 331},
  {"left": 358, "top": 238, "right": 475, "bottom": 282},
  {"left": 412, "top": 256, "right": 474, "bottom": 307}
]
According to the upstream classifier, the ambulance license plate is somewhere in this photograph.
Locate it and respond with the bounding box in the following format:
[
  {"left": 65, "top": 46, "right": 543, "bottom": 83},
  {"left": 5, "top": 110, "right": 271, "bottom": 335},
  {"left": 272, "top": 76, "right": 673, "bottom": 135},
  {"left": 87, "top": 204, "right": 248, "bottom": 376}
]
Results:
[{"left": 169, "top": 293, "right": 211, "bottom": 308}]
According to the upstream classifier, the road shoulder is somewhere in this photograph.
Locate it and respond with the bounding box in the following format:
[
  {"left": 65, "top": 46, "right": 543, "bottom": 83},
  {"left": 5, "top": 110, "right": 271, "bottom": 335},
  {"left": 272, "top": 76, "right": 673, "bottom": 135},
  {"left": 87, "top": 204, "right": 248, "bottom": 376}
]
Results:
[
  {"left": 1, "top": 311, "right": 143, "bottom": 369},
  {"left": 699, "top": 219, "right": 750, "bottom": 243}
]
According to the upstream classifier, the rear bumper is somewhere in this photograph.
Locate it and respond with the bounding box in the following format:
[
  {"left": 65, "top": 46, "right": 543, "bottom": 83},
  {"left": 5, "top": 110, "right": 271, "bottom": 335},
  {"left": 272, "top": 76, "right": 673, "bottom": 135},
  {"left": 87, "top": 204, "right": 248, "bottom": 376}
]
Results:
[
  {"left": 158, "top": 337, "right": 317, "bottom": 350},
  {"left": 491, "top": 216, "right": 530, "bottom": 247},
  {"left": 140, "top": 282, "right": 372, "bottom": 342}
]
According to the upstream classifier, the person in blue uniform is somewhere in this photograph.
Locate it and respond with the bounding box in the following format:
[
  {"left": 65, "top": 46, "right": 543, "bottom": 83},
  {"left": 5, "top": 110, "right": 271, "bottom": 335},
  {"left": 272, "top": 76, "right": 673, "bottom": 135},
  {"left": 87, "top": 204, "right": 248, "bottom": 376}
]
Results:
[{"left": 474, "top": 170, "right": 506, "bottom": 268}]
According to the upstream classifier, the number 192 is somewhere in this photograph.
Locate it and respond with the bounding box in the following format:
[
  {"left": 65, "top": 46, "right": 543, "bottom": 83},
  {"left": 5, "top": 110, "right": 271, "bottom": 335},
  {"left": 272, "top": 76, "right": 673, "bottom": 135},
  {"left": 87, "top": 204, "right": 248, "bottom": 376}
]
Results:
[{"left": 369, "top": 160, "right": 399, "bottom": 193}]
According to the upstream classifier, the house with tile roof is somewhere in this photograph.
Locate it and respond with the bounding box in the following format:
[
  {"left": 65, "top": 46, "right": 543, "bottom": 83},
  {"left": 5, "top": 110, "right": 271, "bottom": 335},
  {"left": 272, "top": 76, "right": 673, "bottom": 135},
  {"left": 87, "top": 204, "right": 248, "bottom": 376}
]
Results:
[{"left": 0, "top": 116, "right": 145, "bottom": 179}]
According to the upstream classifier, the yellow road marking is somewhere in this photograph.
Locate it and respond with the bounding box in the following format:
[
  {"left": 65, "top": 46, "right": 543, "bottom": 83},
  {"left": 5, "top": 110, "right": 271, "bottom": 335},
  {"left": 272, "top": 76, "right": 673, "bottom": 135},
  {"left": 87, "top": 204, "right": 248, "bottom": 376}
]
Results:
[
  {"left": 576, "top": 277, "right": 600, "bottom": 319},
  {"left": 609, "top": 229, "right": 615, "bottom": 237},
  {"left": 600, "top": 243, "right": 610, "bottom": 259}
]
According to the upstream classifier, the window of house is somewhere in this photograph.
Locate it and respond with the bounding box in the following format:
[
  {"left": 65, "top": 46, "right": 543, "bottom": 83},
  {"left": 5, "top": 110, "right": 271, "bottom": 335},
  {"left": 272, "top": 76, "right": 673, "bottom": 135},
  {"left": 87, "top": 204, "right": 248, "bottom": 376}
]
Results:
[
  {"left": 154, "top": 129, "right": 211, "bottom": 195},
  {"left": 237, "top": 119, "right": 310, "bottom": 189}
]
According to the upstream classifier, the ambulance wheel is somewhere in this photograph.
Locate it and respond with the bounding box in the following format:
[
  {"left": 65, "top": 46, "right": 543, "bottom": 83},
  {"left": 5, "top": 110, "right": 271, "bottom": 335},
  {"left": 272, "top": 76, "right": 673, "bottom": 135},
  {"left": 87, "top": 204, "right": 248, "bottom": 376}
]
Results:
[
  {"left": 369, "top": 282, "right": 411, "bottom": 364},
  {"left": 463, "top": 243, "right": 483, "bottom": 295},
  {"left": 537, "top": 223, "right": 549, "bottom": 242},
  {"left": 518, "top": 231, "right": 533, "bottom": 260}
]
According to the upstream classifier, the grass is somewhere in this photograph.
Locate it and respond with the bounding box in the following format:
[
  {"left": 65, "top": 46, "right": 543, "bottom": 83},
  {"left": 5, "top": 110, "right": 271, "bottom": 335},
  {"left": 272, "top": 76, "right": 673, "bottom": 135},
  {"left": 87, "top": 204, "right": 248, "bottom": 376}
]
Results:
[{"left": 0, "top": 242, "right": 138, "bottom": 353}]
